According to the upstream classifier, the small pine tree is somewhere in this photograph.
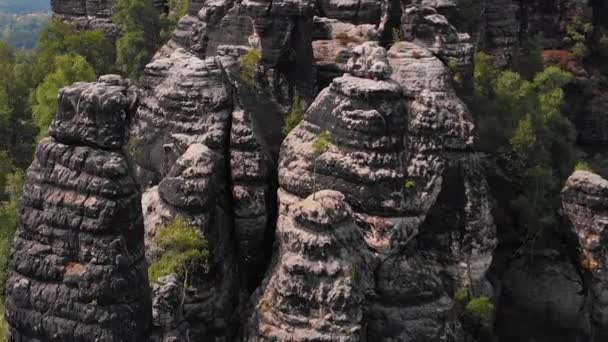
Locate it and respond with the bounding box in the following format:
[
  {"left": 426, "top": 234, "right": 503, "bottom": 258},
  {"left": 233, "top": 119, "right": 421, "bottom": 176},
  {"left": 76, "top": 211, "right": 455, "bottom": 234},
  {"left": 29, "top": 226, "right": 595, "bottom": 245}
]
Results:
[
  {"left": 282, "top": 96, "right": 305, "bottom": 135},
  {"left": 563, "top": 16, "right": 593, "bottom": 62},
  {"left": 312, "top": 130, "right": 334, "bottom": 156},
  {"left": 392, "top": 28, "right": 402, "bottom": 44},
  {"left": 311, "top": 131, "right": 334, "bottom": 197},
  {"left": 241, "top": 49, "right": 262, "bottom": 87}
]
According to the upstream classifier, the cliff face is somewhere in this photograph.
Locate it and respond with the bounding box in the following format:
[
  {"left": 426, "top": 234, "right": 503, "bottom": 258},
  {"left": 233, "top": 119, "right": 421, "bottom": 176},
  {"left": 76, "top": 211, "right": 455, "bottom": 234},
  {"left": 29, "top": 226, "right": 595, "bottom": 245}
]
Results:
[
  {"left": 562, "top": 171, "right": 608, "bottom": 341},
  {"left": 13, "top": 0, "right": 607, "bottom": 341},
  {"left": 5, "top": 76, "right": 151, "bottom": 341},
  {"left": 51, "top": 0, "right": 167, "bottom": 40}
]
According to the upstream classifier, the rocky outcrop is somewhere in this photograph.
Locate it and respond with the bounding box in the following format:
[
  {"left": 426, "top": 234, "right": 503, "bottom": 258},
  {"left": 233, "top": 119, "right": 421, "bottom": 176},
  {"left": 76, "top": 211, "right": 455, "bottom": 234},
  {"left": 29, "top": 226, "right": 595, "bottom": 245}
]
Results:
[
  {"left": 52, "top": 0, "right": 120, "bottom": 40},
  {"left": 399, "top": 5, "right": 474, "bottom": 89},
  {"left": 257, "top": 42, "right": 496, "bottom": 340},
  {"left": 522, "top": 0, "right": 591, "bottom": 49},
  {"left": 483, "top": 0, "right": 519, "bottom": 66},
  {"left": 388, "top": 40, "right": 496, "bottom": 292},
  {"left": 51, "top": 0, "right": 167, "bottom": 40},
  {"left": 161, "top": 0, "right": 316, "bottom": 99},
  {"left": 5, "top": 76, "right": 152, "bottom": 341},
  {"left": 142, "top": 143, "right": 240, "bottom": 340},
  {"left": 562, "top": 170, "right": 608, "bottom": 340},
  {"left": 134, "top": 48, "right": 250, "bottom": 339},
  {"left": 496, "top": 250, "right": 586, "bottom": 341},
  {"left": 247, "top": 190, "right": 374, "bottom": 341},
  {"left": 310, "top": 0, "right": 401, "bottom": 87},
  {"left": 132, "top": 49, "right": 233, "bottom": 184}
]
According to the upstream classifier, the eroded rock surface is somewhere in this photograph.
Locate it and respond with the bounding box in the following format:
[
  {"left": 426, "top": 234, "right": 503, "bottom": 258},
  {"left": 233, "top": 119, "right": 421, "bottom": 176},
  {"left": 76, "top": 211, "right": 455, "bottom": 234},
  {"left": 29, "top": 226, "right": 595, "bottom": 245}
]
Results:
[
  {"left": 143, "top": 143, "right": 239, "bottom": 341},
  {"left": 247, "top": 190, "right": 374, "bottom": 341},
  {"left": 51, "top": 0, "right": 167, "bottom": 40},
  {"left": 5, "top": 76, "right": 151, "bottom": 341},
  {"left": 259, "top": 42, "right": 495, "bottom": 340},
  {"left": 562, "top": 170, "right": 608, "bottom": 340}
]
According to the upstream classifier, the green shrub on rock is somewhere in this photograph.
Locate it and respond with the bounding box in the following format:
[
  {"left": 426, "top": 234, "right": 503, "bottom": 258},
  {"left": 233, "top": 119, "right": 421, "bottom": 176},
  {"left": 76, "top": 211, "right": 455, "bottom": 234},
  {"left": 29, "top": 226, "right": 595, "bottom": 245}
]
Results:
[
  {"left": 241, "top": 48, "right": 262, "bottom": 87},
  {"left": 282, "top": 96, "right": 305, "bottom": 135},
  {"left": 149, "top": 217, "right": 209, "bottom": 282}
]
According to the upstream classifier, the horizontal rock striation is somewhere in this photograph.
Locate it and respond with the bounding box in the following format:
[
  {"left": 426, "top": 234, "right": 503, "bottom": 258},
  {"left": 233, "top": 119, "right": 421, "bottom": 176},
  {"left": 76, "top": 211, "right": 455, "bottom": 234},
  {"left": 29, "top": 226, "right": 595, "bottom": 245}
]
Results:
[
  {"left": 267, "top": 42, "right": 491, "bottom": 340},
  {"left": 247, "top": 190, "right": 374, "bottom": 341},
  {"left": 161, "top": 0, "right": 316, "bottom": 99},
  {"left": 388, "top": 39, "right": 496, "bottom": 292},
  {"left": 483, "top": 0, "right": 519, "bottom": 66},
  {"left": 5, "top": 76, "right": 152, "bottom": 341},
  {"left": 51, "top": 0, "right": 167, "bottom": 40},
  {"left": 399, "top": 5, "right": 474, "bottom": 92},
  {"left": 136, "top": 46, "right": 283, "bottom": 339},
  {"left": 143, "top": 143, "right": 240, "bottom": 340},
  {"left": 562, "top": 170, "right": 608, "bottom": 340},
  {"left": 132, "top": 49, "right": 233, "bottom": 184}
]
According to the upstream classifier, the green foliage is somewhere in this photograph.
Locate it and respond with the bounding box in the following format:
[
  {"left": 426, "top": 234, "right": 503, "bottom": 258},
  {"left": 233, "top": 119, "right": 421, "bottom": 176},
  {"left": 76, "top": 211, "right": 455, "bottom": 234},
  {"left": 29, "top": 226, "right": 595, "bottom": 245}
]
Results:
[
  {"left": 114, "top": 0, "right": 162, "bottom": 81},
  {"left": 448, "top": 58, "right": 459, "bottom": 73},
  {"left": 312, "top": 131, "right": 334, "bottom": 156},
  {"left": 0, "top": 13, "right": 49, "bottom": 49},
  {"left": 33, "top": 20, "right": 113, "bottom": 83},
  {"left": 392, "top": 28, "right": 402, "bottom": 43},
  {"left": 32, "top": 54, "right": 96, "bottom": 139},
  {"left": 563, "top": 15, "right": 594, "bottom": 62},
  {"left": 0, "top": 43, "right": 37, "bottom": 169},
  {"left": 0, "top": 169, "right": 24, "bottom": 296},
  {"left": 575, "top": 161, "right": 592, "bottom": 172},
  {"left": 116, "top": 32, "right": 153, "bottom": 81},
  {"left": 241, "top": 49, "right": 262, "bottom": 87},
  {"left": 455, "top": 292, "right": 494, "bottom": 339},
  {"left": 64, "top": 30, "right": 115, "bottom": 75},
  {"left": 149, "top": 218, "right": 209, "bottom": 282},
  {"left": 473, "top": 52, "right": 499, "bottom": 99},
  {"left": 0, "top": 306, "right": 7, "bottom": 342},
  {"left": 578, "top": 154, "right": 608, "bottom": 180},
  {"left": 448, "top": 58, "right": 463, "bottom": 85},
  {"left": 404, "top": 180, "right": 416, "bottom": 189},
  {"left": 465, "top": 296, "right": 494, "bottom": 330},
  {"left": 282, "top": 96, "right": 305, "bottom": 135},
  {"left": 454, "top": 288, "right": 469, "bottom": 305},
  {"left": 169, "top": 0, "right": 189, "bottom": 20},
  {"left": 0, "top": 152, "right": 15, "bottom": 201},
  {"left": 160, "top": 0, "right": 189, "bottom": 40},
  {"left": 128, "top": 135, "right": 145, "bottom": 161},
  {"left": 472, "top": 51, "right": 575, "bottom": 243}
]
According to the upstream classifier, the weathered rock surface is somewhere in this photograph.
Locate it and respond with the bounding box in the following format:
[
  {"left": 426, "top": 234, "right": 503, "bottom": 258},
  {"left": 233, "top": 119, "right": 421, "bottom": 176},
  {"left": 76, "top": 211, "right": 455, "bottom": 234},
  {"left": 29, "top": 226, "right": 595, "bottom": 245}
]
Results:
[
  {"left": 5, "top": 76, "right": 152, "bottom": 341},
  {"left": 50, "top": 0, "right": 166, "bottom": 40},
  {"left": 496, "top": 250, "right": 586, "bottom": 342},
  {"left": 161, "top": 0, "right": 316, "bottom": 99},
  {"left": 400, "top": 5, "right": 474, "bottom": 86},
  {"left": 388, "top": 40, "right": 496, "bottom": 291},
  {"left": 562, "top": 170, "right": 608, "bottom": 340},
  {"left": 264, "top": 43, "right": 494, "bottom": 340},
  {"left": 143, "top": 143, "right": 240, "bottom": 341},
  {"left": 247, "top": 190, "right": 374, "bottom": 341},
  {"left": 483, "top": 0, "right": 519, "bottom": 66},
  {"left": 132, "top": 49, "right": 233, "bottom": 184}
]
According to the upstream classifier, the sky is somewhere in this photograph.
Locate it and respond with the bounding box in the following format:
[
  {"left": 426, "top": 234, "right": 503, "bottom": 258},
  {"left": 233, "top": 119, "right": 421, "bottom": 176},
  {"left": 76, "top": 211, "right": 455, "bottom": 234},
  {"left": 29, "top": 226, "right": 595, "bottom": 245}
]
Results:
[{"left": 0, "top": 0, "right": 50, "bottom": 14}]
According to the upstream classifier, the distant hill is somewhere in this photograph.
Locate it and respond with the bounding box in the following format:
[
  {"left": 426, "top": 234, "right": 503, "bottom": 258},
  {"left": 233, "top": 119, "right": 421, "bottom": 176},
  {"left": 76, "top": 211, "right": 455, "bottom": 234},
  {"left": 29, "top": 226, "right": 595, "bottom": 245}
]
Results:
[{"left": 0, "top": 0, "right": 50, "bottom": 14}]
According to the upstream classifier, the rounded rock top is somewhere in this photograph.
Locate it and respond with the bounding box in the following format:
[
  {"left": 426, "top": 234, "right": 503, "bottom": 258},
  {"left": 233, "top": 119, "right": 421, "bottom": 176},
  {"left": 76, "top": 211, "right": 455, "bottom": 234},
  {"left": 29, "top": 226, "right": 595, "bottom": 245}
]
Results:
[
  {"left": 293, "top": 190, "right": 352, "bottom": 229},
  {"left": 346, "top": 41, "right": 393, "bottom": 80}
]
